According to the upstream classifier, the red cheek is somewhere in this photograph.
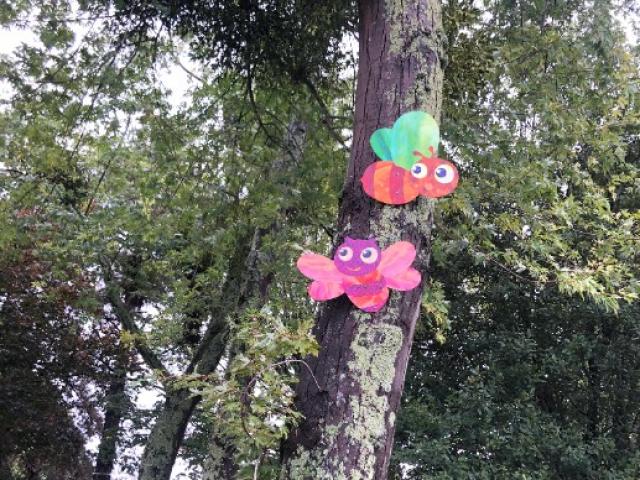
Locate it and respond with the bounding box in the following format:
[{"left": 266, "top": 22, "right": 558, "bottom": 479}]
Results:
[
  {"left": 421, "top": 158, "right": 460, "bottom": 198},
  {"left": 422, "top": 177, "right": 459, "bottom": 198}
]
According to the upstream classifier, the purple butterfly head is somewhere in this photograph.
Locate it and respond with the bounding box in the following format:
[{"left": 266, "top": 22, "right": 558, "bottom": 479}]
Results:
[{"left": 333, "top": 237, "right": 381, "bottom": 276}]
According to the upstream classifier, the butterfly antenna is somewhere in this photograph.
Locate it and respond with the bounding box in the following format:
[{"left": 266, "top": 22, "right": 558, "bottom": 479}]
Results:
[{"left": 412, "top": 150, "right": 428, "bottom": 162}]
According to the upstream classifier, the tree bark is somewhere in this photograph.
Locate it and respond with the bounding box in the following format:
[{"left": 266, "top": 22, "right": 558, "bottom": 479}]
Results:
[
  {"left": 282, "top": 0, "right": 444, "bottom": 478},
  {"left": 138, "top": 388, "right": 201, "bottom": 480},
  {"left": 136, "top": 315, "right": 232, "bottom": 480},
  {"left": 93, "top": 354, "right": 128, "bottom": 480}
]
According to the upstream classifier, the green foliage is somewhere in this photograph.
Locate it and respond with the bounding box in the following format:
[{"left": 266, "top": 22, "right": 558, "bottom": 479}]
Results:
[
  {"left": 420, "top": 280, "right": 450, "bottom": 344},
  {"left": 187, "top": 312, "right": 318, "bottom": 478},
  {"left": 395, "top": 264, "right": 640, "bottom": 479},
  {"left": 394, "top": 1, "right": 640, "bottom": 478},
  {"left": 2, "top": 0, "right": 640, "bottom": 478},
  {"left": 86, "top": 0, "right": 356, "bottom": 87},
  {"left": 438, "top": 0, "right": 640, "bottom": 310}
]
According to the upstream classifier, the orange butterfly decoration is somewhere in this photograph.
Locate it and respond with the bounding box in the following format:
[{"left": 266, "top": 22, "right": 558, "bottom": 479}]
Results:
[{"left": 361, "top": 111, "right": 459, "bottom": 204}]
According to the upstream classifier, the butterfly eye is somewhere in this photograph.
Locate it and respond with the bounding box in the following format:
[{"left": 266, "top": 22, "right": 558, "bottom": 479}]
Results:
[
  {"left": 360, "top": 247, "right": 379, "bottom": 264},
  {"left": 434, "top": 164, "right": 456, "bottom": 184},
  {"left": 410, "top": 163, "right": 428, "bottom": 179},
  {"left": 337, "top": 246, "right": 353, "bottom": 262}
]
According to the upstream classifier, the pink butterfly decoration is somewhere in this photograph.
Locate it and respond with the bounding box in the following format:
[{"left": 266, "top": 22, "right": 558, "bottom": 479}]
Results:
[{"left": 296, "top": 237, "right": 421, "bottom": 313}]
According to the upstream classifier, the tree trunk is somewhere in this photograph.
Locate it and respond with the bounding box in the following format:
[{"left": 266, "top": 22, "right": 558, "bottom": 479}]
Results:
[
  {"left": 200, "top": 119, "right": 309, "bottom": 480},
  {"left": 139, "top": 119, "right": 308, "bottom": 480},
  {"left": 282, "top": 0, "right": 444, "bottom": 478},
  {"left": 138, "top": 389, "right": 201, "bottom": 480},
  {"left": 93, "top": 354, "right": 128, "bottom": 480},
  {"left": 137, "top": 309, "right": 233, "bottom": 480}
]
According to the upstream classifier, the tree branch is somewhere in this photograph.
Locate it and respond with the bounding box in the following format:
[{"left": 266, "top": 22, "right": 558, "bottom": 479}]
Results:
[
  {"left": 105, "top": 283, "right": 169, "bottom": 376},
  {"left": 302, "top": 77, "right": 349, "bottom": 151}
]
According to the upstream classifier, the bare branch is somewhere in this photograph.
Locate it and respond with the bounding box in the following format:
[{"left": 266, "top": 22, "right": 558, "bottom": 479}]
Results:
[
  {"left": 302, "top": 77, "right": 350, "bottom": 151},
  {"left": 105, "top": 282, "right": 169, "bottom": 376}
]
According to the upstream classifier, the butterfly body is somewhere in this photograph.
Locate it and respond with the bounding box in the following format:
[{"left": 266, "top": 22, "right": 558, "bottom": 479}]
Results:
[
  {"left": 363, "top": 111, "right": 460, "bottom": 205},
  {"left": 297, "top": 238, "right": 421, "bottom": 312},
  {"left": 361, "top": 160, "right": 422, "bottom": 205},
  {"left": 362, "top": 149, "right": 459, "bottom": 204},
  {"left": 341, "top": 270, "right": 388, "bottom": 312},
  {"left": 343, "top": 270, "right": 385, "bottom": 296}
]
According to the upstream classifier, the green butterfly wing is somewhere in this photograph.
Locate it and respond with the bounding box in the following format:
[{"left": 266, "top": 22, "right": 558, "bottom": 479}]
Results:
[
  {"left": 390, "top": 111, "right": 440, "bottom": 169},
  {"left": 370, "top": 128, "right": 393, "bottom": 160}
]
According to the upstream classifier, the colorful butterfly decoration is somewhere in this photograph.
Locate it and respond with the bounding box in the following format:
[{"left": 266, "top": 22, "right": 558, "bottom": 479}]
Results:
[
  {"left": 296, "top": 237, "right": 421, "bottom": 312},
  {"left": 361, "top": 111, "right": 459, "bottom": 204}
]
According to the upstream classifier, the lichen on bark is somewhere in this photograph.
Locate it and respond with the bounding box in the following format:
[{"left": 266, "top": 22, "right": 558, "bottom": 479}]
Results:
[
  {"left": 343, "top": 322, "right": 404, "bottom": 478},
  {"left": 284, "top": 322, "right": 407, "bottom": 480}
]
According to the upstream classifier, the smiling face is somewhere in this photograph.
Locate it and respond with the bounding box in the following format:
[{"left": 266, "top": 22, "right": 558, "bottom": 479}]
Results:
[
  {"left": 409, "top": 150, "right": 459, "bottom": 198},
  {"left": 333, "top": 237, "right": 381, "bottom": 276}
]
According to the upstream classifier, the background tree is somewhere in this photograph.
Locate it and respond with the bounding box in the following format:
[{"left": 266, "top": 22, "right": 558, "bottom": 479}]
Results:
[
  {"left": 0, "top": 231, "right": 123, "bottom": 479},
  {"left": 1, "top": 2, "right": 350, "bottom": 478},
  {"left": 392, "top": 0, "right": 640, "bottom": 478}
]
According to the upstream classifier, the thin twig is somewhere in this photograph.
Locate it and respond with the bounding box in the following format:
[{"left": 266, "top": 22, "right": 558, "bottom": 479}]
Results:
[
  {"left": 253, "top": 449, "right": 267, "bottom": 480},
  {"left": 246, "top": 69, "right": 282, "bottom": 148},
  {"left": 302, "top": 77, "right": 350, "bottom": 151},
  {"left": 84, "top": 115, "right": 132, "bottom": 215},
  {"left": 172, "top": 53, "right": 206, "bottom": 84},
  {"left": 239, "top": 358, "right": 323, "bottom": 442},
  {"left": 478, "top": 252, "right": 558, "bottom": 286}
]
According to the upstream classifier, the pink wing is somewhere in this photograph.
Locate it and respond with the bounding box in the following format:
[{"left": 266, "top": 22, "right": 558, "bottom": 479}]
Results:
[
  {"left": 309, "top": 281, "right": 344, "bottom": 301},
  {"left": 297, "top": 252, "right": 344, "bottom": 282},
  {"left": 385, "top": 268, "right": 421, "bottom": 291},
  {"left": 378, "top": 241, "right": 417, "bottom": 278}
]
